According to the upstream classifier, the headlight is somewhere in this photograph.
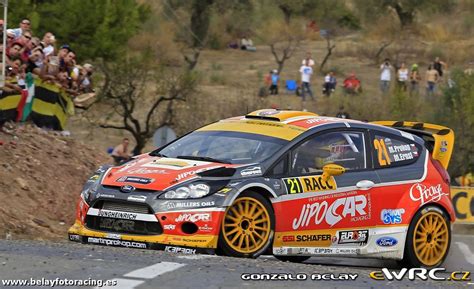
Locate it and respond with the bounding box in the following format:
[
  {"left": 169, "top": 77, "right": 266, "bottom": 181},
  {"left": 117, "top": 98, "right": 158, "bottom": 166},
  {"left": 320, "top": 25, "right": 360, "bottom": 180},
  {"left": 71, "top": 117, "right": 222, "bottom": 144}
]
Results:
[{"left": 162, "top": 183, "right": 211, "bottom": 199}]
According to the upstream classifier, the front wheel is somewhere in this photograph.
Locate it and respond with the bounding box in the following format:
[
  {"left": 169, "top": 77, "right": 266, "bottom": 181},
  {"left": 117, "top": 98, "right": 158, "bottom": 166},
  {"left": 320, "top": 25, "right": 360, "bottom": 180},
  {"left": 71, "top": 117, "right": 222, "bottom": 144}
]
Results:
[
  {"left": 402, "top": 206, "right": 451, "bottom": 268},
  {"left": 218, "top": 191, "right": 274, "bottom": 258}
]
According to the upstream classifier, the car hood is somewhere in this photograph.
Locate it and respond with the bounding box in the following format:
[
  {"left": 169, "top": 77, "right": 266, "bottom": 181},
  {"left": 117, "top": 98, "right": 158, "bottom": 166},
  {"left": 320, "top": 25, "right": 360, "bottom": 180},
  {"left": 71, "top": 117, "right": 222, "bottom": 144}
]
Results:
[{"left": 100, "top": 157, "right": 231, "bottom": 191}]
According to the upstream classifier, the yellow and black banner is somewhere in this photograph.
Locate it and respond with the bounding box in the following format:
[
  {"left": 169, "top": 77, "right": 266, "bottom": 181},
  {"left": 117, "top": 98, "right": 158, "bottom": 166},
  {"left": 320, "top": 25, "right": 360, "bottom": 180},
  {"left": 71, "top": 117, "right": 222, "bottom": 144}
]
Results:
[
  {"left": 452, "top": 187, "right": 474, "bottom": 223},
  {"left": 0, "top": 78, "right": 74, "bottom": 130}
]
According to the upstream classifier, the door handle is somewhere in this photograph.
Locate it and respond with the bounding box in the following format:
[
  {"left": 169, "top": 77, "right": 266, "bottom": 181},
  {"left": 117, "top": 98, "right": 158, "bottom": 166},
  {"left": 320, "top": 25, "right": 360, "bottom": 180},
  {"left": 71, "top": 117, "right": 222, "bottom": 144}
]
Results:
[{"left": 356, "top": 180, "right": 375, "bottom": 190}]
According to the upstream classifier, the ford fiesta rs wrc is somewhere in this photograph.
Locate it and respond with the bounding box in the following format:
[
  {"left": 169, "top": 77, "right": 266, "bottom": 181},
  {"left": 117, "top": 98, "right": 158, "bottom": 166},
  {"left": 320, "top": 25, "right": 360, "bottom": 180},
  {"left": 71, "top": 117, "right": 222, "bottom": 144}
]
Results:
[{"left": 69, "top": 109, "right": 455, "bottom": 267}]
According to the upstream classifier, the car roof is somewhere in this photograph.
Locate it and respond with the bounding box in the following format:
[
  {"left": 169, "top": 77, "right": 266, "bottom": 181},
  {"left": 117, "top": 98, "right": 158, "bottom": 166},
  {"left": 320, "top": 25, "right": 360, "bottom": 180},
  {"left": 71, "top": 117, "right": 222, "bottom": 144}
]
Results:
[{"left": 197, "top": 109, "right": 367, "bottom": 141}]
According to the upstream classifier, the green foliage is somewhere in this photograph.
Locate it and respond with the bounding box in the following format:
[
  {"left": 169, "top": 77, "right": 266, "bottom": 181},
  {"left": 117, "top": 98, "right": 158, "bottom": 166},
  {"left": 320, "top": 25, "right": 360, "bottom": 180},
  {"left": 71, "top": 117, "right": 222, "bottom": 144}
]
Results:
[
  {"left": 436, "top": 70, "right": 474, "bottom": 176},
  {"left": 8, "top": 0, "right": 150, "bottom": 61}
]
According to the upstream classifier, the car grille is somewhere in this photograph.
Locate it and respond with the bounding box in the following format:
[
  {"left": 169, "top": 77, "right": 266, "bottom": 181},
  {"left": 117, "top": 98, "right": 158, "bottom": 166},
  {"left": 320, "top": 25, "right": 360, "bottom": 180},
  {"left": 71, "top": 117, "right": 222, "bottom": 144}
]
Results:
[
  {"left": 86, "top": 201, "right": 162, "bottom": 235},
  {"left": 102, "top": 201, "right": 149, "bottom": 214}
]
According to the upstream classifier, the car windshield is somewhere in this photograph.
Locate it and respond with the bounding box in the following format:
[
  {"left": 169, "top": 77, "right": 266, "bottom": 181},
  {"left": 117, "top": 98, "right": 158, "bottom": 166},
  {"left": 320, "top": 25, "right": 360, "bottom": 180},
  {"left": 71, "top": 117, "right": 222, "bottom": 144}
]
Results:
[{"left": 153, "top": 131, "right": 288, "bottom": 164}]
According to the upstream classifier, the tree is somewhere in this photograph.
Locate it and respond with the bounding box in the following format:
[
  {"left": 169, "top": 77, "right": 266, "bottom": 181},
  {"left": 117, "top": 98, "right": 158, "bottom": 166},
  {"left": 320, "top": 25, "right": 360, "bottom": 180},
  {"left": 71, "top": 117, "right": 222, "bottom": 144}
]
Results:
[
  {"left": 94, "top": 55, "right": 198, "bottom": 155},
  {"left": 437, "top": 70, "right": 474, "bottom": 177},
  {"left": 8, "top": 0, "right": 150, "bottom": 61},
  {"left": 259, "top": 20, "right": 305, "bottom": 74},
  {"left": 319, "top": 32, "right": 336, "bottom": 73}
]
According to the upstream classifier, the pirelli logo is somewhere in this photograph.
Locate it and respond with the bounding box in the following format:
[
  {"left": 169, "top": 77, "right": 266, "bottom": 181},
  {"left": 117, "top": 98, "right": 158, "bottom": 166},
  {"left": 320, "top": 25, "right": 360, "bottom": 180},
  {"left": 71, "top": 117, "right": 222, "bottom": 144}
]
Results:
[{"left": 284, "top": 175, "right": 337, "bottom": 194}]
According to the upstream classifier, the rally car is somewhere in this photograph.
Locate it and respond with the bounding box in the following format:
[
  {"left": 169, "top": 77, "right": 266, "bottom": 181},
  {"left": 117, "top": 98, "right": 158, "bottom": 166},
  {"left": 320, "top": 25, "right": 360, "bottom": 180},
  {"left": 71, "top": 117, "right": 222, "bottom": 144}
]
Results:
[{"left": 69, "top": 109, "right": 455, "bottom": 267}]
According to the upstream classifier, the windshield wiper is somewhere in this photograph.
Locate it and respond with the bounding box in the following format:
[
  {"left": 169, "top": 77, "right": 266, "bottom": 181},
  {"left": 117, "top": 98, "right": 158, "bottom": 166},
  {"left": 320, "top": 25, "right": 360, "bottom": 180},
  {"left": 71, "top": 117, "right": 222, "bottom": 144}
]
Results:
[{"left": 177, "top": 155, "right": 230, "bottom": 164}]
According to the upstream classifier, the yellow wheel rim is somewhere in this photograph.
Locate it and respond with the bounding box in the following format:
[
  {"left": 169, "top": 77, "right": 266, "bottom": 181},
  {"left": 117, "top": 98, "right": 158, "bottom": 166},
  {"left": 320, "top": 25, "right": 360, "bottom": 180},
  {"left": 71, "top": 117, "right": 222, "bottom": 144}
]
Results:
[
  {"left": 222, "top": 197, "right": 271, "bottom": 254},
  {"left": 413, "top": 211, "right": 449, "bottom": 266}
]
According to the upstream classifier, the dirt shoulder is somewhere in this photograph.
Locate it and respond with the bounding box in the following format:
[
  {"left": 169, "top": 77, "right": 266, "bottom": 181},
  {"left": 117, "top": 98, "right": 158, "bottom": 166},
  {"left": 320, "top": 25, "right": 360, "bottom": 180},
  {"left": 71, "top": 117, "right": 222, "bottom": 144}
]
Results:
[{"left": 0, "top": 123, "right": 110, "bottom": 241}]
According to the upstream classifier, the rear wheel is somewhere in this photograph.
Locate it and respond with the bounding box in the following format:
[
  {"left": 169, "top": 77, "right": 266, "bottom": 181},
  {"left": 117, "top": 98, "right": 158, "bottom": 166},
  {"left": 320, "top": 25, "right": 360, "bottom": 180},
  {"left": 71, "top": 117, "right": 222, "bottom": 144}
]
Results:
[
  {"left": 218, "top": 191, "right": 274, "bottom": 258},
  {"left": 402, "top": 206, "right": 451, "bottom": 268}
]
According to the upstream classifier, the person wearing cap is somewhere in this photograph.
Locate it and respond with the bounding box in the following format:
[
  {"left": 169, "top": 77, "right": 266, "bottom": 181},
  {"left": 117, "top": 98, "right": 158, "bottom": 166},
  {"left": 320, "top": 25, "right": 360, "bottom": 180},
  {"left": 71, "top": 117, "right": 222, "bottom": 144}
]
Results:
[
  {"left": 409, "top": 63, "right": 421, "bottom": 95},
  {"left": 7, "top": 18, "right": 31, "bottom": 40},
  {"left": 42, "top": 32, "right": 56, "bottom": 57},
  {"left": 269, "top": 69, "right": 279, "bottom": 95}
]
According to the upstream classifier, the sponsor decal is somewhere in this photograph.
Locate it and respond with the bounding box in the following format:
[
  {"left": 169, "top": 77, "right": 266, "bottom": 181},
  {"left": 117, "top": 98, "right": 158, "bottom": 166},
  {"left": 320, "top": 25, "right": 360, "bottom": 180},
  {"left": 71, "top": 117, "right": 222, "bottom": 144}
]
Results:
[
  {"left": 152, "top": 159, "right": 190, "bottom": 167},
  {"left": 163, "top": 224, "right": 176, "bottom": 230},
  {"left": 175, "top": 213, "right": 211, "bottom": 222},
  {"left": 199, "top": 224, "right": 213, "bottom": 232},
  {"left": 241, "top": 166, "right": 262, "bottom": 177},
  {"left": 376, "top": 237, "right": 398, "bottom": 247},
  {"left": 337, "top": 230, "right": 368, "bottom": 245},
  {"left": 296, "top": 234, "right": 331, "bottom": 242},
  {"left": 273, "top": 247, "right": 287, "bottom": 255},
  {"left": 217, "top": 188, "right": 232, "bottom": 194},
  {"left": 105, "top": 233, "right": 121, "bottom": 240},
  {"left": 164, "top": 246, "right": 196, "bottom": 254},
  {"left": 125, "top": 168, "right": 168, "bottom": 175},
  {"left": 120, "top": 185, "right": 136, "bottom": 193},
  {"left": 284, "top": 175, "right": 337, "bottom": 194},
  {"left": 166, "top": 201, "right": 215, "bottom": 210},
  {"left": 282, "top": 235, "right": 295, "bottom": 242},
  {"left": 370, "top": 268, "right": 471, "bottom": 281},
  {"left": 87, "top": 174, "right": 100, "bottom": 182},
  {"left": 241, "top": 273, "right": 358, "bottom": 281},
  {"left": 98, "top": 210, "right": 138, "bottom": 220},
  {"left": 69, "top": 234, "right": 81, "bottom": 241},
  {"left": 99, "top": 218, "right": 135, "bottom": 231},
  {"left": 182, "top": 238, "right": 207, "bottom": 243},
  {"left": 175, "top": 166, "right": 222, "bottom": 181},
  {"left": 381, "top": 209, "right": 405, "bottom": 224},
  {"left": 96, "top": 193, "right": 115, "bottom": 198},
  {"left": 291, "top": 247, "right": 357, "bottom": 255},
  {"left": 116, "top": 176, "right": 154, "bottom": 184},
  {"left": 87, "top": 237, "right": 147, "bottom": 249},
  {"left": 409, "top": 183, "right": 447, "bottom": 205},
  {"left": 292, "top": 194, "right": 369, "bottom": 229},
  {"left": 257, "top": 110, "right": 279, "bottom": 116},
  {"left": 127, "top": 195, "right": 147, "bottom": 202}
]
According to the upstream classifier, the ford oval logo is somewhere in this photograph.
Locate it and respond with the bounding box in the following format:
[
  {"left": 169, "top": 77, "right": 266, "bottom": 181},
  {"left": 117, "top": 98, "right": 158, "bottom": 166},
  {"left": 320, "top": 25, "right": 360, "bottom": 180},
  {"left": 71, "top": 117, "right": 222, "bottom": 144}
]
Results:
[
  {"left": 376, "top": 237, "right": 398, "bottom": 247},
  {"left": 120, "top": 185, "right": 135, "bottom": 193}
]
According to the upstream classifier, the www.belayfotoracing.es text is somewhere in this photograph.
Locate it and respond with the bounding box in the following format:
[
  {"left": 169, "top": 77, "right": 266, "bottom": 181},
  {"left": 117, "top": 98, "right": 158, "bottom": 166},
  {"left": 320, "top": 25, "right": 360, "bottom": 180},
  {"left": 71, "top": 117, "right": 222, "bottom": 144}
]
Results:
[{"left": 241, "top": 273, "right": 358, "bottom": 281}]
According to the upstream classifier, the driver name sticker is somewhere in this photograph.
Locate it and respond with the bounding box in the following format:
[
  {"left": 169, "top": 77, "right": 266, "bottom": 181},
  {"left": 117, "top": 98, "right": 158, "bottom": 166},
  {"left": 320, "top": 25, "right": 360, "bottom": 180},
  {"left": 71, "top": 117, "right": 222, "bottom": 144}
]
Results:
[{"left": 283, "top": 175, "right": 337, "bottom": 194}]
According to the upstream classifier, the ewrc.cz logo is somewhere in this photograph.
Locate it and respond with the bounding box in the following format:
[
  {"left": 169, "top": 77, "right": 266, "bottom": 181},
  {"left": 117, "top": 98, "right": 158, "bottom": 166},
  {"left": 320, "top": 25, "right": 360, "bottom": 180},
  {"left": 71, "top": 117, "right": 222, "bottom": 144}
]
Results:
[{"left": 370, "top": 268, "right": 471, "bottom": 281}]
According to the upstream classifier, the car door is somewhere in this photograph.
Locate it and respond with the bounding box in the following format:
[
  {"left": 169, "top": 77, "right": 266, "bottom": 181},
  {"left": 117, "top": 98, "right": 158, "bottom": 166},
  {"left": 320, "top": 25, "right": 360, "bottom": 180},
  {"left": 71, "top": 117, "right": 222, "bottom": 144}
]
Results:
[{"left": 271, "top": 129, "right": 380, "bottom": 253}]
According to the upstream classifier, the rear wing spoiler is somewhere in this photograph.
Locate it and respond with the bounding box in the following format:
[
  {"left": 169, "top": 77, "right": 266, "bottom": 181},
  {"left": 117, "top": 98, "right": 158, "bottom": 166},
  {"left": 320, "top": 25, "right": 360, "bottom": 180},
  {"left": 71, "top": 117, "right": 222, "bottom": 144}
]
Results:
[{"left": 371, "top": 121, "right": 454, "bottom": 169}]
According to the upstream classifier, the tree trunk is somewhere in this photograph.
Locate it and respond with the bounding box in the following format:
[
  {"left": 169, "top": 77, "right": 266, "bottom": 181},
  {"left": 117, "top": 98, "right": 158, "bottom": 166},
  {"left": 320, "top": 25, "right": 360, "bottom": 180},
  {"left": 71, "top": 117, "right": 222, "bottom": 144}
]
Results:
[
  {"left": 279, "top": 4, "right": 292, "bottom": 24},
  {"left": 319, "top": 38, "right": 335, "bottom": 73},
  {"left": 132, "top": 137, "right": 146, "bottom": 156},
  {"left": 393, "top": 3, "right": 415, "bottom": 28}
]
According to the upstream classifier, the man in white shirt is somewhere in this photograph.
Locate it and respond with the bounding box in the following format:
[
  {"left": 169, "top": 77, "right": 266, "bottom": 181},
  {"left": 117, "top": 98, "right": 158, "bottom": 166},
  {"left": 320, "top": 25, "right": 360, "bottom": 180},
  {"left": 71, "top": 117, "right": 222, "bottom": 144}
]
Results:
[
  {"left": 299, "top": 60, "right": 314, "bottom": 102},
  {"left": 42, "top": 32, "right": 56, "bottom": 57},
  {"left": 380, "top": 58, "right": 392, "bottom": 93},
  {"left": 7, "top": 18, "right": 31, "bottom": 40}
]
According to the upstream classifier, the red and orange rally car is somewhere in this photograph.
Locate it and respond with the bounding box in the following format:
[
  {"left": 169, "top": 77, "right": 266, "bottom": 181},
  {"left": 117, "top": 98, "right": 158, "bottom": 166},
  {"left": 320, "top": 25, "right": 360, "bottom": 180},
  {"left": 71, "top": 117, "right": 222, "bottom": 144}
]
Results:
[{"left": 69, "top": 109, "right": 455, "bottom": 267}]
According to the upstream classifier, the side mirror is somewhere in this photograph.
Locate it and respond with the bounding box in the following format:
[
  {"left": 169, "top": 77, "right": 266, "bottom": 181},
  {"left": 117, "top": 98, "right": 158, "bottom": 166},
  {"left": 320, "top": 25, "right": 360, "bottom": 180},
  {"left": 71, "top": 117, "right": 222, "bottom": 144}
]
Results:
[{"left": 321, "top": 163, "right": 345, "bottom": 182}]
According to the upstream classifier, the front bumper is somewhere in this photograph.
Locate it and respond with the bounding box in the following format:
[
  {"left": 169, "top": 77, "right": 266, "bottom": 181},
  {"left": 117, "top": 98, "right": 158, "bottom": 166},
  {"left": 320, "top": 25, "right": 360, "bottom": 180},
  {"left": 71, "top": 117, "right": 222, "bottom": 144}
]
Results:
[{"left": 68, "top": 221, "right": 219, "bottom": 254}]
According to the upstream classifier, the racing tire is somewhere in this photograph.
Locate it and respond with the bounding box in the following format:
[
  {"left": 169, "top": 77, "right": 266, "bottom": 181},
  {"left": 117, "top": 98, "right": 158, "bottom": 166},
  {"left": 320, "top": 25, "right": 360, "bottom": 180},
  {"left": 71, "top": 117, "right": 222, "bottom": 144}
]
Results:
[
  {"left": 274, "top": 256, "right": 311, "bottom": 263},
  {"left": 401, "top": 206, "right": 451, "bottom": 268},
  {"left": 218, "top": 191, "right": 274, "bottom": 258}
]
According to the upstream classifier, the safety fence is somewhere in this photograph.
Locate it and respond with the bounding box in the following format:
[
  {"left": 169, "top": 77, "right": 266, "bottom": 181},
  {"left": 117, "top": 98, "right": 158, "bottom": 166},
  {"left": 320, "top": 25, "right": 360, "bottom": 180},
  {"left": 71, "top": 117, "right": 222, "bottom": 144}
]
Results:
[{"left": 0, "top": 76, "right": 74, "bottom": 130}]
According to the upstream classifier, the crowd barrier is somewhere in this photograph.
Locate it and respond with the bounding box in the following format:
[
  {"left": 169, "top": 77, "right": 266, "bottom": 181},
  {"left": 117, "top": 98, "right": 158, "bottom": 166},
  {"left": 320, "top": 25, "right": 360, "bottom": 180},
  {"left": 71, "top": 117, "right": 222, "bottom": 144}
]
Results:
[
  {"left": 0, "top": 78, "right": 74, "bottom": 130},
  {"left": 452, "top": 186, "right": 474, "bottom": 224}
]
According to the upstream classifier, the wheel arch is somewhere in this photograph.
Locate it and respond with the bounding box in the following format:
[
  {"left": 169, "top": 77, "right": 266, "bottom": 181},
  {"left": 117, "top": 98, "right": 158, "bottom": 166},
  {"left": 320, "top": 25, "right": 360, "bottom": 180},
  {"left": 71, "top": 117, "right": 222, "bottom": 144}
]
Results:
[{"left": 223, "top": 183, "right": 277, "bottom": 207}]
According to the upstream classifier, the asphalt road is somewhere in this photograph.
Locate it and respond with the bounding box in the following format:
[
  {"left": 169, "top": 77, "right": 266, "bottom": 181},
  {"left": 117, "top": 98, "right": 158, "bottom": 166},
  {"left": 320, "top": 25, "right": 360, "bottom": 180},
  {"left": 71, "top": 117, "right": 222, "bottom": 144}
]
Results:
[{"left": 0, "top": 234, "right": 472, "bottom": 289}]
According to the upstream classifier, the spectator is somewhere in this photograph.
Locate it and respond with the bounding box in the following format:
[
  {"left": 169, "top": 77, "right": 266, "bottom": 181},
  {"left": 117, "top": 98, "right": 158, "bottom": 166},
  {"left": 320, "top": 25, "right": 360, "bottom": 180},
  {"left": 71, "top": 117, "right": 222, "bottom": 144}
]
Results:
[
  {"left": 397, "top": 62, "right": 409, "bottom": 91},
  {"left": 6, "top": 31, "right": 16, "bottom": 47},
  {"left": 425, "top": 64, "right": 439, "bottom": 97},
  {"left": 240, "top": 36, "right": 256, "bottom": 51},
  {"left": 380, "top": 58, "right": 392, "bottom": 94},
  {"left": 111, "top": 138, "right": 132, "bottom": 165},
  {"left": 7, "top": 42, "right": 24, "bottom": 63},
  {"left": 433, "top": 57, "right": 447, "bottom": 79},
  {"left": 343, "top": 73, "right": 361, "bottom": 94},
  {"left": 25, "top": 47, "right": 44, "bottom": 74},
  {"left": 19, "top": 31, "right": 33, "bottom": 63},
  {"left": 322, "top": 71, "right": 336, "bottom": 96},
  {"left": 7, "top": 18, "right": 31, "bottom": 40},
  {"left": 299, "top": 59, "right": 314, "bottom": 102},
  {"left": 42, "top": 32, "right": 56, "bottom": 57},
  {"left": 302, "top": 52, "right": 315, "bottom": 67},
  {"left": 409, "top": 64, "right": 421, "bottom": 95},
  {"left": 336, "top": 105, "right": 350, "bottom": 119},
  {"left": 227, "top": 39, "right": 239, "bottom": 49},
  {"left": 269, "top": 69, "right": 279, "bottom": 95},
  {"left": 79, "top": 63, "right": 94, "bottom": 93}
]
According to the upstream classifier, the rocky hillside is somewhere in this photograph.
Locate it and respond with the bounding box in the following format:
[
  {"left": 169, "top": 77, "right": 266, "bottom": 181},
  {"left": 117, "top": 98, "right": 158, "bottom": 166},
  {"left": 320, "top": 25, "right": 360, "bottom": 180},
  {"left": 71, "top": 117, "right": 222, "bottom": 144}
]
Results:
[{"left": 0, "top": 123, "right": 109, "bottom": 240}]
